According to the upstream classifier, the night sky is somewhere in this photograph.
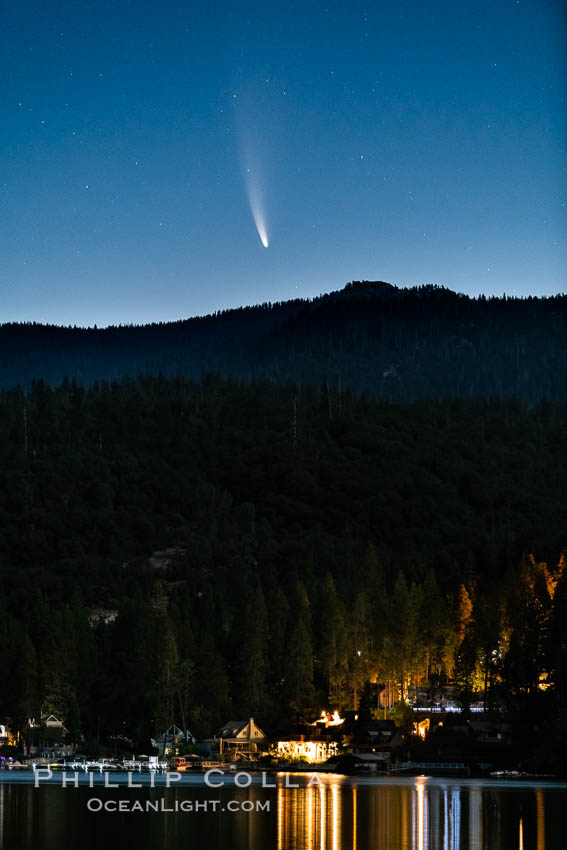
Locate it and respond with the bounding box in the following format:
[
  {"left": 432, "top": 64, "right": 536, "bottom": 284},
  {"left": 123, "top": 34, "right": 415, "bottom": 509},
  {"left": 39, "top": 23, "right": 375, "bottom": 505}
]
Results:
[{"left": 3, "top": 0, "right": 566, "bottom": 327}]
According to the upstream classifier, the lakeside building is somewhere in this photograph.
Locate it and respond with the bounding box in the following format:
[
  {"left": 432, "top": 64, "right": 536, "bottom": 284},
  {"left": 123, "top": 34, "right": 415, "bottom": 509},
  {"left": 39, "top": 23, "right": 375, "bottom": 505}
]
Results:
[
  {"left": 0, "top": 722, "right": 19, "bottom": 748},
  {"left": 24, "top": 714, "right": 72, "bottom": 757},
  {"left": 274, "top": 711, "right": 346, "bottom": 764},
  {"left": 210, "top": 718, "right": 268, "bottom": 761},
  {"left": 275, "top": 736, "right": 339, "bottom": 763},
  {"left": 151, "top": 725, "right": 195, "bottom": 757}
]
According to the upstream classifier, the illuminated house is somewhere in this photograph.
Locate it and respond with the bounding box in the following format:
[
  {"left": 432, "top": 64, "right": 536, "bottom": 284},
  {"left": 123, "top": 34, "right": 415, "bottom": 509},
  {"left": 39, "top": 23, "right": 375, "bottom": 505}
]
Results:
[
  {"left": 0, "top": 723, "right": 19, "bottom": 747},
  {"left": 413, "top": 718, "right": 431, "bottom": 740},
  {"left": 275, "top": 710, "right": 345, "bottom": 764},
  {"left": 276, "top": 737, "right": 339, "bottom": 763},
  {"left": 215, "top": 718, "right": 267, "bottom": 760}
]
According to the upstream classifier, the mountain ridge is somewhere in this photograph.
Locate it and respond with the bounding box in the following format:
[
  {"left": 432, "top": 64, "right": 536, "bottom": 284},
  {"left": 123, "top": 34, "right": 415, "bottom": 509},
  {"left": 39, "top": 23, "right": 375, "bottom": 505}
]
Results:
[{"left": 1, "top": 281, "right": 566, "bottom": 402}]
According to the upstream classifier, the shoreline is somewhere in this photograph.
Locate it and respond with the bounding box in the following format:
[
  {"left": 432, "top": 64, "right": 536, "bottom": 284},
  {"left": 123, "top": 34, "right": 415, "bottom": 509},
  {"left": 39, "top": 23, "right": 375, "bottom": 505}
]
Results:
[{"left": 1, "top": 769, "right": 567, "bottom": 788}]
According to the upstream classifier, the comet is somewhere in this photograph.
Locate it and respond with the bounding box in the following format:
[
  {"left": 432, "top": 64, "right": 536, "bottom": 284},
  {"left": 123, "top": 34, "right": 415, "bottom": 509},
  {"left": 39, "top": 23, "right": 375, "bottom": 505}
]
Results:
[
  {"left": 244, "top": 168, "right": 269, "bottom": 248},
  {"left": 234, "top": 82, "right": 272, "bottom": 247}
]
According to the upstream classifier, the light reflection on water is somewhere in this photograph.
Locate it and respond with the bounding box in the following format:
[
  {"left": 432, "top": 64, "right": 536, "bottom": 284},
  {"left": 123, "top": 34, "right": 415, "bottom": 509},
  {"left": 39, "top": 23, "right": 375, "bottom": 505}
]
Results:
[
  {"left": 537, "top": 789, "right": 545, "bottom": 850},
  {"left": 275, "top": 775, "right": 551, "bottom": 850},
  {"left": 0, "top": 773, "right": 563, "bottom": 850}
]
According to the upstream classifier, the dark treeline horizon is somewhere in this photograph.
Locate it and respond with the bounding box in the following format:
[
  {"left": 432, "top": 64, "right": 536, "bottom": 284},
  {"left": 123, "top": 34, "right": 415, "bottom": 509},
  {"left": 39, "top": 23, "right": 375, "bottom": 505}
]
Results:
[{"left": 1, "top": 282, "right": 566, "bottom": 402}]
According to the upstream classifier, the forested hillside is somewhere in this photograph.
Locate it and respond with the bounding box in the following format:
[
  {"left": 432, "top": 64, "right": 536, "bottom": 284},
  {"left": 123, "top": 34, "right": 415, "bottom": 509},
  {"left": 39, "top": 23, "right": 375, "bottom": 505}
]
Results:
[
  {"left": 1, "top": 375, "right": 566, "bottom": 759},
  {"left": 1, "top": 282, "right": 566, "bottom": 402}
]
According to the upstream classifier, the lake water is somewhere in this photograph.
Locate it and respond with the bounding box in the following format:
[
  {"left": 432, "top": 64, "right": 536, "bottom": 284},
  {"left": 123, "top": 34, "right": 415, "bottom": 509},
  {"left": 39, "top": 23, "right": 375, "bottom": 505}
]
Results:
[{"left": 0, "top": 771, "right": 565, "bottom": 849}]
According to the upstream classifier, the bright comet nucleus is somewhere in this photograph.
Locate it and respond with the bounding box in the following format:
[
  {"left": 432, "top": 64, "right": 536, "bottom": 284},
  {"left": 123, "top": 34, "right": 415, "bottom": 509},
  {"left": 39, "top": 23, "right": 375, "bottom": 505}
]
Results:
[{"left": 256, "top": 220, "right": 269, "bottom": 248}]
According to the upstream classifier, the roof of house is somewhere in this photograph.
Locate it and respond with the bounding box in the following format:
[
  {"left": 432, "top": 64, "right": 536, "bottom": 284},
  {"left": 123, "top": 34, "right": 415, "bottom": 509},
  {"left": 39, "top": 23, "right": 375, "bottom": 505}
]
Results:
[
  {"left": 27, "top": 714, "right": 68, "bottom": 732},
  {"left": 218, "top": 718, "right": 266, "bottom": 740},
  {"left": 155, "top": 725, "right": 191, "bottom": 741},
  {"left": 220, "top": 721, "right": 246, "bottom": 736}
]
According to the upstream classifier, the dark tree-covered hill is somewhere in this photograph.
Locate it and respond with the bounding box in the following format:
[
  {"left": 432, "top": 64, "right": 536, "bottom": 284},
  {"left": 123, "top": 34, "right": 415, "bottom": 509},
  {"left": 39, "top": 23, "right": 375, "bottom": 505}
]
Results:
[
  {"left": 1, "top": 375, "right": 565, "bottom": 608},
  {"left": 1, "top": 281, "right": 566, "bottom": 402},
  {"left": 1, "top": 375, "right": 566, "bottom": 752}
]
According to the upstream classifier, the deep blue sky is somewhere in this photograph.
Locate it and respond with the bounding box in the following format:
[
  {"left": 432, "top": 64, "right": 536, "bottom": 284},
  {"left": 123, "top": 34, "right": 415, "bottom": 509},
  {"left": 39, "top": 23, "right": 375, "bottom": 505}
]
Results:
[{"left": 2, "top": 0, "right": 566, "bottom": 326}]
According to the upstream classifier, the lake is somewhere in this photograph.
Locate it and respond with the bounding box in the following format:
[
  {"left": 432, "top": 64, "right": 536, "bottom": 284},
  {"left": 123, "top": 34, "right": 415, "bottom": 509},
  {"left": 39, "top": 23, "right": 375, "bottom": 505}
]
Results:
[{"left": 0, "top": 771, "right": 565, "bottom": 849}]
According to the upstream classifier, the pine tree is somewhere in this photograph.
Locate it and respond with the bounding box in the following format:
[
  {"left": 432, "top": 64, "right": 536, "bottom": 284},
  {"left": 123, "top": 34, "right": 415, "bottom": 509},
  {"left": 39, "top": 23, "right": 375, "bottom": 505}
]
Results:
[
  {"left": 234, "top": 586, "right": 270, "bottom": 716},
  {"left": 317, "top": 574, "right": 348, "bottom": 707},
  {"left": 285, "top": 582, "right": 315, "bottom": 715},
  {"left": 349, "top": 591, "right": 371, "bottom": 710}
]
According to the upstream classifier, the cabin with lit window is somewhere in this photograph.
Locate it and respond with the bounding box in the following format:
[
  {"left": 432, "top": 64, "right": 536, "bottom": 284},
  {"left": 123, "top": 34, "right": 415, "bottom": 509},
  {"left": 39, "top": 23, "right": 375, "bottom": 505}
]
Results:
[
  {"left": 151, "top": 724, "right": 194, "bottom": 756},
  {"left": 276, "top": 737, "right": 339, "bottom": 763},
  {"left": 215, "top": 717, "right": 267, "bottom": 760},
  {"left": 0, "top": 722, "right": 19, "bottom": 748},
  {"left": 274, "top": 710, "right": 345, "bottom": 764}
]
